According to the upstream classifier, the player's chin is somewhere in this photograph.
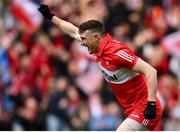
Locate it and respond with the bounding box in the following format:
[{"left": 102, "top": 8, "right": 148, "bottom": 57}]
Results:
[
  {"left": 88, "top": 48, "right": 93, "bottom": 54},
  {"left": 89, "top": 49, "right": 97, "bottom": 54},
  {"left": 89, "top": 50, "right": 95, "bottom": 54}
]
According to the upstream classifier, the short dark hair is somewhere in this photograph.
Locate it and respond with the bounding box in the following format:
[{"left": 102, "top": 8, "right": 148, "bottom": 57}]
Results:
[{"left": 79, "top": 20, "right": 105, "bottom": 34}]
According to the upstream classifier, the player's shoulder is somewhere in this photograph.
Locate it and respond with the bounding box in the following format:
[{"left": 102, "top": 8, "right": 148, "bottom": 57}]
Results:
[
  {"left": 105, "top": 39, "right": 127, "bottom": 52},
  {"left": 110, "top": 42, "right": 133, "bottom": 56},
  {"left": 102, "top": 38, "right": 133, "bottom": 59},
  {"left": 109, "top": 41, "right": 135, "bottom": 62}
]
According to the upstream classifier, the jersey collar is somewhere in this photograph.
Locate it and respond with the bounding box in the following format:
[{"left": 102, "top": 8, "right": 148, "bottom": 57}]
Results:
[{"left": 96, "top": 33, "right": 112, "bottom": 57}]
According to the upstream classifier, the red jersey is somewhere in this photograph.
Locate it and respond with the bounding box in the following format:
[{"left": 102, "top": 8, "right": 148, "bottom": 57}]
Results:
[
  {"left": 95, "top": 33, "right": 147, "bottom": 111},
  {"left": 95, "top": 33, "right": 162, "bottom": 130}
]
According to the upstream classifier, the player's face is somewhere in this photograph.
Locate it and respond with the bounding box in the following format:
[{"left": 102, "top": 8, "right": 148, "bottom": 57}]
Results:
[{"left": 80, "top": 31, "right": 99, "bottom": 54}]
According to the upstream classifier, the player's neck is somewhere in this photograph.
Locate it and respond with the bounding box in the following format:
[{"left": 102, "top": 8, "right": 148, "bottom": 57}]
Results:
[
  {"left": 95, "top": 34, "right": 106, "bottom": 53},
  {"left": 98, "top": 34, "right": 106, "bottom": 46}
]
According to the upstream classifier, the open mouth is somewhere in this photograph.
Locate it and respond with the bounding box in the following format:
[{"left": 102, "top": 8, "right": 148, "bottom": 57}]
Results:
[
  {"left": 81, "top": 43, "right": 85, "bottom": 46},
  {"left": 85, "top": 46, "right": 91, "bottom": 53},
  {"left": 80, "top": 43, "right": 92, "bottom": 53}
]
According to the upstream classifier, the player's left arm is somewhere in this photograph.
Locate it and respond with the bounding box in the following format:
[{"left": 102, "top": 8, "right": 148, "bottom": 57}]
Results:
[
  {"left": 113, "top": 48, "right": 157, "bottom": 119},
  {"left": 132, "top": 58, "right": 157, "bottom": 101},
  {"left": 132, "top": 58, "right": 157, "bottom": 119},
  {"left": 113, "top": 48, "right": 157, "bottom": 100}
]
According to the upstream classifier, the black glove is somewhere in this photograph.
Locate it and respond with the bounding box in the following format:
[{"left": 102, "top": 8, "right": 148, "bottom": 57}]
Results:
[
  {"left": 144, "top": 101, "right": 156, "bottom": 119},
  {"left": 38, "top": 4, "right": 54, "bottom": 21}
]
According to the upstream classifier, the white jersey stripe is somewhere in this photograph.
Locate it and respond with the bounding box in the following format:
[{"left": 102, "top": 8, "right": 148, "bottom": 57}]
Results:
[
  {"left": 142, "top": 119, "right": 145, "bottom": 125},
  {"left": 119, "top": 50, "right": 131, "bottom": 56},
  {"left": 142, "top": 119, "right": 149, "bottom": 126},
  {"left": 118, "top": 50, "right": 134, "bottom": 60},
  {"left": 116, "top": 52, "right": 133, "bottom": 62},
  {"left": 117, "top": 52, "right": 134, "bottom": 61},
  {"left": 145, "top": 120, "right": 149, "bottom": 126},
  {"left": 142, "top": 119, "right": 146, "bottom": 126}
]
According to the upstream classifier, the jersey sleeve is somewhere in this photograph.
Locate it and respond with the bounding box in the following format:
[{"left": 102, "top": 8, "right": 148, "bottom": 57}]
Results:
[{"left": 112, "top": 48, "right": 139, "bottom": 70}]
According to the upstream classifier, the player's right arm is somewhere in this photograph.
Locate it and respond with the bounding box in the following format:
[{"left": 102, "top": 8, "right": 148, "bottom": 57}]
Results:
[
  {"left": 51, "top": 16, "right": 81, "bottom": 41},
  {"left": 38, "top": 4, "right": 81, "bottom": 41}
]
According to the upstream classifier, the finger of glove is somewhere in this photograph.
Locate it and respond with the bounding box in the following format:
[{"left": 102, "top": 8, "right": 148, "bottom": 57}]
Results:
[
  {"left": 144, "top": 112, "right": 156, "bottom": 119},
  {"left": 146, "top": 115, "right": 155, "bottom": 119},
  {"left": 38, "top": 5, "right": 49, "bottom": 12},
  {"left": 38, "top": 8, "right": 49, "bottom": 14},
  {"left": 40, "top": 4, "right": 49, "bottom": 8},
  {"left": 144, "top": 111, "right": 152, "bottom": 118},
  {"left": 37, "top": 8, "right": 42, "bottom": 12}
]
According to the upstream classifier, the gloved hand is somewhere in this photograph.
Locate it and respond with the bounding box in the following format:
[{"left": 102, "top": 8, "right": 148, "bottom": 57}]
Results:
[
  {"left": 38, "top": 4, "right": 54, "bottom": 21},
  {"left": 144, "top": 101, "right": 156, "bottom": 119}
]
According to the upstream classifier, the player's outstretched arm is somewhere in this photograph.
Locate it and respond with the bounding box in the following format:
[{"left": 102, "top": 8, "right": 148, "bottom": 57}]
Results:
[
  {"left": 133, "top": 58, "right": 157, "bottom": 102},
  {"left": 133, "top": 58, "right": 157, "bottom": 119},
  {"left": 51, "top": 16, "right": 81, "bottom": 41},
  {"left": 38, "top": 4, "right": 81, "bottom": 41}
]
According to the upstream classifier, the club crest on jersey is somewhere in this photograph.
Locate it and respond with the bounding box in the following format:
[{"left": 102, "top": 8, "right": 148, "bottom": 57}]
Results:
[{"left": 105, "top": 61, "right": 109, "bottom": 66}]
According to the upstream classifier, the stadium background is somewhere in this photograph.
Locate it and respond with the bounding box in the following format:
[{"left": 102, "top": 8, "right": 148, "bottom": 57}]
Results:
[{"left": 0, "top": 0, "right": 180, "bottom": 130}]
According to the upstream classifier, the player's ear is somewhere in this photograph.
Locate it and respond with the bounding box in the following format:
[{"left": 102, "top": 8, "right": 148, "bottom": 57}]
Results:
[{"left": 95, "top": 34, "right": 101, "bottom": 40}]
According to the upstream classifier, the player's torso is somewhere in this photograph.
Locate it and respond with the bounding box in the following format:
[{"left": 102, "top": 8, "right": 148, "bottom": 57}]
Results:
[
  {"left": 96, "top": 41, "right": 139, "bottom": 84},
  {"left": 96, "top": 55, "right": 147, "bottom": 109},
  {"left": 95, "top": 39, "right": 148, "bottom": 110}
]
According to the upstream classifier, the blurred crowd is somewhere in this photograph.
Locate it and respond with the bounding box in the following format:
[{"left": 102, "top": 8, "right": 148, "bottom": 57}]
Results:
[{"left": 0, "top": 0, "right": 180, "bottom": 130}]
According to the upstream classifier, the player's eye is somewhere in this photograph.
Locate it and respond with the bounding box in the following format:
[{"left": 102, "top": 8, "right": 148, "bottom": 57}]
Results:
[{"left": 81, "top": 37, "right": 86, "bottom": 40}]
